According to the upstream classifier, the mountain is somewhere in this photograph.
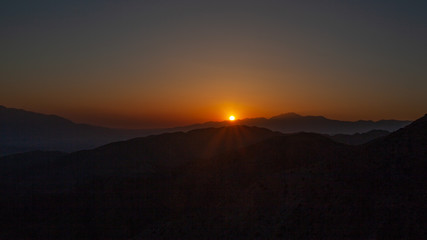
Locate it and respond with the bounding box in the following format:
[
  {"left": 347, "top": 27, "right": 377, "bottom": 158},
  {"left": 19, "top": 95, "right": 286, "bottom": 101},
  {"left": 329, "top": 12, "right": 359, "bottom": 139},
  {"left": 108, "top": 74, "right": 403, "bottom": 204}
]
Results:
[
  {"left": 0, "top": 105, "right": 155, "bottom": 156},
  {"left": 0, "top": 125, "right": 283, "bottom": 239},
  {"left": 270, "top": 112, "right": 303, "bottom": 119},
  {"left": 0, "top": 105, "right": 411, "bottom": 156},
  {"left": 236, "top": 113, "right": 409, "bottom": 134},
  {"left": 0, "top": 126, "right": 282, "bottom": 193},
  {"left": 328, "top": 129, "right": 390, "bottom": 145},
  {"left": 0, "top": 114, "right": 425, "bottom": 239},
  {"left": 175, "top": 113, "right": 409, "bottom": 135}
]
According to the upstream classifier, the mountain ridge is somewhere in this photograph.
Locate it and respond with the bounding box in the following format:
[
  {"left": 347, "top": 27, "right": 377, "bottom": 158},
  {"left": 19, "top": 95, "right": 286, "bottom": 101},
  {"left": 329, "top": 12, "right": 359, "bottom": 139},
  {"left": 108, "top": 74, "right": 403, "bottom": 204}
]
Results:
[{"left": 0, "top": 105, "right": 412, "bottom": 156}]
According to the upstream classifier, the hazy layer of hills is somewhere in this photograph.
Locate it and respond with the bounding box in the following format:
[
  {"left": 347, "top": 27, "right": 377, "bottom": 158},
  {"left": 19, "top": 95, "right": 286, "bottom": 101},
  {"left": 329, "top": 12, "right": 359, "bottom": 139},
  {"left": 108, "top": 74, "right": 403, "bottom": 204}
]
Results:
[
  {"left": 183, "top": 112, "right": 409, "bottom": 135},
  {"left": 328, "top": 129, "right": 391, "bottom": 145},
  {"left": 0, "top": 113, "right": 425, "bottom": 239},
  {"left": 0, "top": 105, "right": 410, "bottom": 155},
  {"left": 0, "top": 106, "right": 153, "bottom": 156}
]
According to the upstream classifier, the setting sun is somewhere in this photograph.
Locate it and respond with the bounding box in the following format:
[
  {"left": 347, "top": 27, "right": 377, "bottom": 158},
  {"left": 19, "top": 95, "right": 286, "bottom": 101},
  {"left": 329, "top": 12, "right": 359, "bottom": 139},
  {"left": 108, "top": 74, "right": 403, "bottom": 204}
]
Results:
[{"left": 229, "top": 115, "right": 236, "bottom": 121}]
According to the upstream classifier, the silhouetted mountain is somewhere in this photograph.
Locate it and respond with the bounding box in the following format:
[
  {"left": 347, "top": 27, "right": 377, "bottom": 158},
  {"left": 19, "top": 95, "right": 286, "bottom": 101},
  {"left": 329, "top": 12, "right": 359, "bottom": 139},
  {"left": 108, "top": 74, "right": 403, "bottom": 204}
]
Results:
[
  {"left": 0, "top": 106, "right": 410, "bottom": 156},
  {"left": 270, "top": 112, "right": 302, "bottom": 119},
  {"left": 240, "top": 113, "right": 409, "bottom": 134},
  {"left": 176, "top": 113, "right": 410, "bottom": 135},
  {"left": 0, "top": 105, "right": 154, "bottom": 156},
  {"left": 1, "top": 114, "right": 425, "bottom": 239},
  {"left": 328, "top": 129, "right": 390, "bottom": 145},
  {"left": 0, "top": 125, "right": 282, "bottom": 239}
]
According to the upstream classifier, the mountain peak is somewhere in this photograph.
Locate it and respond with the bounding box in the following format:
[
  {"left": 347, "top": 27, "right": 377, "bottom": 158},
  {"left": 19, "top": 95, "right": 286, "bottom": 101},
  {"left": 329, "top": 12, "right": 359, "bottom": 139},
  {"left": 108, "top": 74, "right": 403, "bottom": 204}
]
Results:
[
  {"left": 270, "top": 112, "right": 302, "bottom": 119},
  {"left": 417, "top": 113, "right": 427, "bottom": 122},
  {"left": 401, "top": 113, "right": 427, "bottom": 131}
]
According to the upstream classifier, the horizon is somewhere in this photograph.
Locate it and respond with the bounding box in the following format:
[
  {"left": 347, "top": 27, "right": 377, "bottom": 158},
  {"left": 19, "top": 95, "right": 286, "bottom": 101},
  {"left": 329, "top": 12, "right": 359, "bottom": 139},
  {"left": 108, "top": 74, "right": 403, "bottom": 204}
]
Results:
[
  {"left": 1, "top": 0, "right": 426, "bottom": 128},
  {"left": 1, "top": 104, "right": 417, "bottom": 129}
]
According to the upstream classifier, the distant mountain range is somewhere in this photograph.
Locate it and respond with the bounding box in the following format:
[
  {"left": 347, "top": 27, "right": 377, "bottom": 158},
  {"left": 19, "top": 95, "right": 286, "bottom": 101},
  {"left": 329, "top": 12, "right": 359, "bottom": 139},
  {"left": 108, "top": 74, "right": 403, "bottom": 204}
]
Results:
[
  {"left": 0, "top": 105, "right": 410, "bottom": 155},
  {"left": 0, "top": 105, "right": 154, "bottom": 155},
  {"left": 0, "top": 113, "right": 425, "bottom": 239},
  {"left": 328, "top": 129, "right": 391, "bottom": 145},
  {"left": 221, "top": 112, "right": 409, "bottom": 134}
]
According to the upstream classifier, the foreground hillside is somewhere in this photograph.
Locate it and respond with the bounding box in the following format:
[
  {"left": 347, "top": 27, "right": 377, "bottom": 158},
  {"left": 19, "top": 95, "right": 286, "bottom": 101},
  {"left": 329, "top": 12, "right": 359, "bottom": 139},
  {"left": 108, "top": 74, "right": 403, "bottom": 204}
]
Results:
[{"left": 0, "top": 115, "right": 425, "bottom": 239}]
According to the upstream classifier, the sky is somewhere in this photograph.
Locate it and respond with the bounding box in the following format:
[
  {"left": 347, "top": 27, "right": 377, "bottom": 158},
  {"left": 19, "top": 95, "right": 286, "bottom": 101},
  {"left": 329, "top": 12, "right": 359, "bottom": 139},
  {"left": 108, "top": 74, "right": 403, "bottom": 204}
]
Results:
[{"left": 1, "top": 0, "right": 426, "bottom": 128}]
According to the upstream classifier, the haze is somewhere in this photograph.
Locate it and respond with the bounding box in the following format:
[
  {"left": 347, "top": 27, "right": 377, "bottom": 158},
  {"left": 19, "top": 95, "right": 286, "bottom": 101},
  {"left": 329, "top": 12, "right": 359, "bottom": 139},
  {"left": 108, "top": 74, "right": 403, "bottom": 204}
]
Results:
[{"left": 1, "top": 0, "right": 426, "bottom": 128}]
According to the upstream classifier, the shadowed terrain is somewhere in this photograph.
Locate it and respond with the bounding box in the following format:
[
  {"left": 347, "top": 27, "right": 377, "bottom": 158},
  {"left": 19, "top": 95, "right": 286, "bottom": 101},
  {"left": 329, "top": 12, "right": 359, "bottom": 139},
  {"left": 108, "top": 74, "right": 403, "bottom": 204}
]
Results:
[
  {"left": 328, "top": 129, "right": 391, "bottom": 145},
  {"left": 0, "top": 115, "right": 425, "bottom": 239}
]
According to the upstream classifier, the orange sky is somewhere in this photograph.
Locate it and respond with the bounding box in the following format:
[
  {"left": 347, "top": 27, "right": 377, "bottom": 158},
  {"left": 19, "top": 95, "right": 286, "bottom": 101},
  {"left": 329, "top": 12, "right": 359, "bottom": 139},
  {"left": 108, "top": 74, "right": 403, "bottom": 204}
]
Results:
[{"left": 1, "top": 1, "right": 426, "bottom": 128}]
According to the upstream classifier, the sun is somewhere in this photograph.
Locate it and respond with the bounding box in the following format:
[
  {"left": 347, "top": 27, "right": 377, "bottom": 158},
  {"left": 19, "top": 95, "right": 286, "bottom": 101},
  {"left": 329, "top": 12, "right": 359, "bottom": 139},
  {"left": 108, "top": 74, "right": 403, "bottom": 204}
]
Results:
[{"left": 229, "top": 115, "right": 236, "bottom": 121}]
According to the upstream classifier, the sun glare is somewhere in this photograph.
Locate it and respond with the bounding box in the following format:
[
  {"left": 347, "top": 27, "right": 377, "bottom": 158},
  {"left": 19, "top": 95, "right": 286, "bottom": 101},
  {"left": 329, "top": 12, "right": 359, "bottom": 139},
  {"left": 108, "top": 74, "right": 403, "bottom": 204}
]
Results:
[{"left": 229, "top": 115, "right": 236, "bottom": 121}]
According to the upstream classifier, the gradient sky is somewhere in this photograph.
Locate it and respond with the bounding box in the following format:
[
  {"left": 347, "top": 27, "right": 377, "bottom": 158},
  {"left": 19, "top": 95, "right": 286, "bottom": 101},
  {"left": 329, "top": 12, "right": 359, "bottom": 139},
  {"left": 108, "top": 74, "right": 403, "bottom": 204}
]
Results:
[{"left": 1, "top": 0, "right": 426, "bottom": 128}]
